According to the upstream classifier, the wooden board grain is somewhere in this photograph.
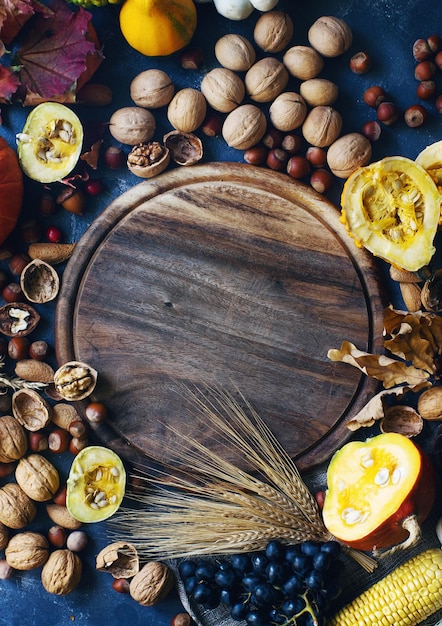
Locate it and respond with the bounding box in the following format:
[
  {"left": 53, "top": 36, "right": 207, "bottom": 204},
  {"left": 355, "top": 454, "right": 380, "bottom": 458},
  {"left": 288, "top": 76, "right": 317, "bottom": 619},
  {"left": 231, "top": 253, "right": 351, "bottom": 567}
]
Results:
[{"left": 55, "top": 163, "right": 385, "bottom": 471}]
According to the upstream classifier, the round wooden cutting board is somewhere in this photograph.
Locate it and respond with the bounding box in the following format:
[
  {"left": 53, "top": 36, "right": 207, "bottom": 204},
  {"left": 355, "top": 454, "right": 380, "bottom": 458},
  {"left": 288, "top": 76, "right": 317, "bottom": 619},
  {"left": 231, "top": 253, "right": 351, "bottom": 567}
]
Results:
[{"left": 55, "top": 163, "right": 385, "bottom": 471}]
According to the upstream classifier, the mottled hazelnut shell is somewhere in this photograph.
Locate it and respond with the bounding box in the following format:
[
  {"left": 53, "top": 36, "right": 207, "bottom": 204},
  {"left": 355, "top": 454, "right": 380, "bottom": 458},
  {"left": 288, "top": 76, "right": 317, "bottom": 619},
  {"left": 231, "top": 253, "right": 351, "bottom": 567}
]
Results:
[
  {"left": 302, "top": 106, "right": 343, "bottom": 148},
  {"left": 0, "top": 483, "right": 37, "bottom": 529},
  {"left": 15, "top": 453, "right": 60, "bottom": 502},
  {"left": 41, "top": 549, "right": 82, "bottom": 595},
  {"left": 308, "top": 16, "right": 353, "bottom": 57},
  {"left": 269, "top": 92, "right": 307, "bottom": 132},
  {"left": 130, "top": 69, "right": 175, "bottom": 109},
  {"left": 0, "top": 415, "right": 27, "bottom": 463},
  {"left": 283, "top": 46, "right": 324, "bottom": 81},
  {"left": 222, "top": 104, "right": 267, "bottom": 150},
  {"left": 201, "top": 68, "right": 245, "bottom": 113},
  {"left": 253, "top": 11, "right": 293, "bottom": 53},
  {"left": 5, "top": 531, "right": 49, "bottom": 570},
  {"left": 245, "top": 58, "right": 289, "bottom": 103},
  {"left": 326, "top": 132, "right": 372, "bottom": 178},
  {"left": 129, "top": 561, "right": 174, "bottom": 606},
  {"left": 214, "top": 34, "right": 256, "bottom": 71}
]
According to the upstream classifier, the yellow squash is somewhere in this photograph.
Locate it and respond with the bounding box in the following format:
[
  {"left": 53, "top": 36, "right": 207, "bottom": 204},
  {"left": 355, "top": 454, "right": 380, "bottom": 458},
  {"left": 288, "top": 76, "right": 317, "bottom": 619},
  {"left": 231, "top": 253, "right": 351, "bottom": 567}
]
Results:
[
  {"left": 119, "top": 0, "right": 197, "bottom": 57},
  {"left": 341, "top": 156, "right": 441, "bottom": 272}
]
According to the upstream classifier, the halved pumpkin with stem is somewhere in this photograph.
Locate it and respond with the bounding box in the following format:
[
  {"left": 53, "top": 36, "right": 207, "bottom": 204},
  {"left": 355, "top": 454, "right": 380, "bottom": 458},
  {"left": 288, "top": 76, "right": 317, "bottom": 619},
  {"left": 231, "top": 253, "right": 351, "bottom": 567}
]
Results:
[
  {"left": 322, "top": 433, "right": 435, "bottom": 554},
  {"left": 341, "top": 156, "right": 441, "bottom": 272}
]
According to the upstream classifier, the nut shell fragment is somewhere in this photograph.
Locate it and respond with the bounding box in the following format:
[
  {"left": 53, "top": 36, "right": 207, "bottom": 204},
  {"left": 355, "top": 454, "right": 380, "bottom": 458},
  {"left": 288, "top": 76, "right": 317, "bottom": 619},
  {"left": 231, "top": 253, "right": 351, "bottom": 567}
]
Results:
[
  {"left": 41, "top": 549, "right": 82, "bottom": 595},
  {"left": 163, "top": 131, "right": 203, "bottom": 166},
  {"left": 5, "top": 531, "right": 49, "bottom": 570},
  {"left": 0, "top": 302, "right": 40, "bottom": 336},
  {"left": 96, "top": 541, "right": 139, "bottom": 578},
  {"left": 54, "top": 361, "right": 97, "bottom": 401},
  {"left": 12, "top": 388, "right": 52, "bottom": 431},
  {"left": 20, "top": 259, "right": 59, "bottom": 303},
  {"left": 421, "top": 269, "right": 442, "bottom": 311},
  {"left": 380, "top": 405, "right": 423, "bottom": 437},
  {"left": 129, "top": 561, "right": 174, "bottom": 606}
]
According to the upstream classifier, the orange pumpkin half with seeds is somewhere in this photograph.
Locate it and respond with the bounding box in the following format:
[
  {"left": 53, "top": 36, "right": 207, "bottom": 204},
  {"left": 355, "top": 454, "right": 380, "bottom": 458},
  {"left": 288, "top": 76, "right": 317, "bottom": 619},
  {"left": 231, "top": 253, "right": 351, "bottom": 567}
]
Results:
[{"left": 0, "top": 137, "right": 23, "bottom": 246}]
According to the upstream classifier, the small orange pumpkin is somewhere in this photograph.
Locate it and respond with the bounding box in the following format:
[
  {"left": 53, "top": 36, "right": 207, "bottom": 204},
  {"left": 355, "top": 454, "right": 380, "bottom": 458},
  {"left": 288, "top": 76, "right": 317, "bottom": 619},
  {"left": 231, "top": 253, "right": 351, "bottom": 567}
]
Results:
[
  {"left": 119, "top": 0, "right": 197, "bottom": 57},
  {"left": 0, "top": 137, "right": 23, "bottom": 246}
]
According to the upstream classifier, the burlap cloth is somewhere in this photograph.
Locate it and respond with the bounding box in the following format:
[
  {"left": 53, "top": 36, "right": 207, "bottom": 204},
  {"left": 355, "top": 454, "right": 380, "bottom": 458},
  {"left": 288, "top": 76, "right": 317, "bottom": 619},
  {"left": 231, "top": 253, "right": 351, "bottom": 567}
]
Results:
[{"left": 172, "top": 424, "right": 442, "bottom": 626}]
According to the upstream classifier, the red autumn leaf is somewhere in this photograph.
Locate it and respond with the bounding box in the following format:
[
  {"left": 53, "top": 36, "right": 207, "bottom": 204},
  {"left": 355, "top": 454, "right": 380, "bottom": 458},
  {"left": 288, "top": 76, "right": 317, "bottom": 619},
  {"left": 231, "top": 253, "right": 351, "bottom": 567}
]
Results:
[
  {"left": 0, "top": 64, "right": 20, "bottom": 102},
  {"left": 16, "top": 0, "right": 103, "bottom": 105},
  {"left": 0, "top": 0, "right": 38, "bottom": 45}
]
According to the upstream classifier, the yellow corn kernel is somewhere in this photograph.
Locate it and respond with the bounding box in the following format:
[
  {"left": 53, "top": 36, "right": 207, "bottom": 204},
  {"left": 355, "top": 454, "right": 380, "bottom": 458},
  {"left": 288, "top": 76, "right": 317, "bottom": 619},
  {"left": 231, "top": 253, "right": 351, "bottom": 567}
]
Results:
[{"left": 328, "top": 549, "right": 442, "bottom": 626}]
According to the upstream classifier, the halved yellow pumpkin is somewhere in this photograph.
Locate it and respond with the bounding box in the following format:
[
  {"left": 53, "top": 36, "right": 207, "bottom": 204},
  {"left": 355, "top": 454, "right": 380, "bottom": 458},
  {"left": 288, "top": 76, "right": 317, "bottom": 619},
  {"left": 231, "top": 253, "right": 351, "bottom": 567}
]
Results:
[
  {"left": 17, "top": 103, "right": 83, "bottom": 183},
  {"left": 322, "top": 433, "right": 435, "bottom": 552},
  {"left": 66, "top": 446, "right": 126, "bottom": 523},
  {"left": 341, "top": 156, "right": 441, "bottom": 272},
  {"left": 416, "top": 140, "right": 442, "bottom": 224}
]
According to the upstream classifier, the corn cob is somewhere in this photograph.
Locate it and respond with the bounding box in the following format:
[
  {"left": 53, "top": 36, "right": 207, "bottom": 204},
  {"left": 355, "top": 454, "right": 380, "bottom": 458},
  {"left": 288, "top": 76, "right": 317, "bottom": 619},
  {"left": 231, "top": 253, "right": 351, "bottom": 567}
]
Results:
[{"left": 328, "top": 548, "right": 442, "bottom": 626}]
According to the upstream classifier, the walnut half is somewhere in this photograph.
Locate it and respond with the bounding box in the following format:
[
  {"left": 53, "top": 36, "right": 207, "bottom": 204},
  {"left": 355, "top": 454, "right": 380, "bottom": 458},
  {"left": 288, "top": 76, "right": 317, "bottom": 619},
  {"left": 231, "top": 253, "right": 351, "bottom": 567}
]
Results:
[{"left": 127, "top": 142, "right": 170, "bottom": 178}]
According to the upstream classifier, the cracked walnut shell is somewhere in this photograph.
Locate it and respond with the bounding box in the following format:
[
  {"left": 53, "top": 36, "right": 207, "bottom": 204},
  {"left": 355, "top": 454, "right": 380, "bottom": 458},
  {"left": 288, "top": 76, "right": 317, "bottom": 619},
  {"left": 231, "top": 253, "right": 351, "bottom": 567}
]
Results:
[
  {"left": 15, "top": 453, "right": 60, "bottom": 502},
  {"left": 54, "top": 361, "right": 97, "bottom": 401},
  {"left": 5, "top": 531, "right": 49, "bottom": 570},
  {"left": 96, "top": 541, "right": 139, "bottom": 578},
  {"left": 129, "top": 561, "right": 174, "bottom": 606},
  {"left": 0, "top": 414, "right": 27, "bottom": 463},
  {"left": 20, "top": 259, "right": 59, "bottom": 303},
  {"left": 0, "top": 483, "right": 37, "bottom": 529},
  {"left": 12, "top": 388, "right": 52, "bottom": 431},
  {"left": 127, "top": 142, "right": 170, "bottom": 178},
  {"left": 41, "top": 549, "right": 82, "bottom": 595}
]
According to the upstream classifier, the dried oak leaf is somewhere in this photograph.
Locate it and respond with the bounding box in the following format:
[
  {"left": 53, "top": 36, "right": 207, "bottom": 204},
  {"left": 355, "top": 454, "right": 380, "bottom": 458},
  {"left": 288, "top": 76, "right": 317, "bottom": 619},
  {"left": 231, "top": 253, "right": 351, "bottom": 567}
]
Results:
[
  {"left": 327, "top": 340, "right": 430, "bottom": 389},
  {"left": 15, "top": 0, "right": 103, "bottom": 106},
  {"left": 345, "top": 386, "right": 413, "bottom": 431},
  {"left": 80, "top": 139, "right": 102, "bottom": 169}
]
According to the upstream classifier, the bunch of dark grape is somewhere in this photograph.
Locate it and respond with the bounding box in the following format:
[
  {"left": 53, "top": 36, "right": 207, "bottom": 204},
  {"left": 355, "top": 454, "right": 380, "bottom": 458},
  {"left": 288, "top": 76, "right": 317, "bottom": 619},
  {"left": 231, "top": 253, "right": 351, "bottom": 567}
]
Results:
[{"left": 178, "top": 539, "right": 345, "bottom": 626}]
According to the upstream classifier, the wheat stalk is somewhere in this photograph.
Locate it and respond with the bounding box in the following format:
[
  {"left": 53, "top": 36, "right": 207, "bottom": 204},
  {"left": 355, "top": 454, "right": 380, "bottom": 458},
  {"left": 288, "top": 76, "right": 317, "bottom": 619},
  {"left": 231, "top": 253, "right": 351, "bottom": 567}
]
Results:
[{"left": 110, "top": 386, "right": 377, "bottom": 572}]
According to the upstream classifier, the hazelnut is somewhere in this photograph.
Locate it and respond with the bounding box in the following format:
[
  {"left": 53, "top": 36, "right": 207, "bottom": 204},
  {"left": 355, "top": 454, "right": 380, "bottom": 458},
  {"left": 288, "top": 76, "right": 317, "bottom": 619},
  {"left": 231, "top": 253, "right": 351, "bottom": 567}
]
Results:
[
  {"left": 56, "top": 187, "right": 85, "bottom": 215},
  {"left": 84, "top": 401, "right": 108, "bottom": 425},
  {"left": 326, "top": 132, "right": 372, "bottom": 179},
  {"left": 404, "top": 104, "right": 428, "bottom": 128},
  {"left": 417, "top": 80, "right": 436, "bottom": 100},
  {"left": 266, "top": 148, "right": 289, "bottom": 171},
  {"left": 253, "top": 11, "right": 293, "bottom": 53},
  {"left": 167, "top": 88, "right": 207, "bottom": 133},
  {"left": 29, "top": 340, "right": 51, "bottom": 361},
  {"left": 244, "top": 146, "right": 268, "bottom": 165},
  {"left": 310, "top": 168, "right": 334, "bottom": 193},
  {"left": 269, "top": 92, "right": 307, "bottom": 132},
  {"left": 200, "top": 68, "right": 245, "bottom": 113},
  {"left": 300, "top": 78, "right": 339, "bottom": 107},
  {"left": 214, "top": 34, "right": 256, "bottom": 71},
  {"left": 8, "top": 336, "right": 29, "bottom": 360},
  {"left": 127, "top": 142, "right": 170, "bottom": 178},
  {"left": 361, "top": 120, "right": 382, "bottom": 142},
  {"left": 286, "top": 156, "right": 310, "bottom": 179},
  {"left": 5, "top": 531, "right": 49, "bottom": 570},
  {"left": 129, "top": 561, "right": 174, "bottom": 606},
  {"left": 179, "top": 47, "right": 204, "bottom": 70},
  {"left": 245, "top": 57, "right": 289, "bottom": 103},
  {"left": 163, "top": 131, "right": 203, "bottom": 166},
  {"left": 349, "top": 51, "right": 372, "bottom": 74},
  {"left": 222, "top": 104, "right": 267, "bottom": 150},
  {"left": 15, "top": 453, "right": 60, "bottom": 502},
  {"left": 376, "top": 101, "right": 399, "bottom": 125},
  {"left": 308, "top": 16, "right": 353, "bottom": 57},
  {"left": 302, "top": 106, "right": 343, "bottom": 148},
  {"left": 283, "top": 46, "right": 324, "bottom": 81},
  {"left": 41, "top": 549, "right": 82, "bottom": 595},
  {"left": 130, "top": 69, "right": 175, "bottom": 109},
  {"left": 109, "top": 107, "right": 156, "bottom": 145},
  {"left": 363, "top": 85, "right": 387, "bottom": 108}
]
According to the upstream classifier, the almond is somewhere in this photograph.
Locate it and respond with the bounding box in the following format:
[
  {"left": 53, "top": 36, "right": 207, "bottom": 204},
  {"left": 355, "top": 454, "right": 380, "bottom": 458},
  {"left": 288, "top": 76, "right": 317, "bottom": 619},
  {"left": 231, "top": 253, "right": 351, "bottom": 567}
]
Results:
[
  {"left": 15, "top": 359, "right": 55, "bottom": 384},
  {"left": 46, "top": 504, "right": 82, "bottom": 530},
  {"left": 389, "top": 265, "right": 422, "bottom": 283},
  {"left": 27, "top": 243, "right": 76, "bottom": 265},
  {"left": 399, "top": 282, "right": 422, "bottom": 312}
]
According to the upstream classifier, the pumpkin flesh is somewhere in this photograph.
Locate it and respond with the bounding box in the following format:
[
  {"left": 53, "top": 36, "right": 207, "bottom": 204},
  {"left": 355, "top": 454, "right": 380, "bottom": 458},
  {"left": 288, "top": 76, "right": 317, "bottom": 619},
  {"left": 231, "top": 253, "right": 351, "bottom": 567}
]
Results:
[
  {"left": 322, "top": 433, "right": 435, "bottom": 551},
  {"left": 0, "top": 138, "right": 23, "bottom": 246},
  {"left": 119, "top": 0, "right": 197, "bottom": 57},
  {"left": 341, "top": 156, "right": 441, "bottom": 272}
]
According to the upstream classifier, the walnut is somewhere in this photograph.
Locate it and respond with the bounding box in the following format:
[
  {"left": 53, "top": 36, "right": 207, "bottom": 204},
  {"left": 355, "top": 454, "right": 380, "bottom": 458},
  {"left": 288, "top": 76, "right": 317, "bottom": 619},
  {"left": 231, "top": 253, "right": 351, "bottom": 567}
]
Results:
[
  {"left": 201, "top": 68, "right": 245, "bottom": 113},
  {"left": 0, "top": 522, "right": 9, "bottom": 550},
  {"left": 127, "top": 142, "right": 170, "bottom": 179},
  {"left": 41, "top": 549, "right": 82, "bottom": 595},
  {"left": 129, "top": 561, "right": 174, "bottom": 606},
  {"left": 53, "top": 361, "right": 97, "bottom": 401},
  {"left": 130, "top": 69, "right": 175, "bottom": 109},
  {"left": 96, "top": 541, "right": 139, "bottom": 578},
  {"left": 12, "top": 388, "right": 52, "bottom": 431},
  {"left": 302, "top": 106, "right": 343, "bottom": 148},
  {"left": 417, "top": 386, "right": 442, "bottom": 420},
  {"left": 15, "top": 453, "right": 60, "bottom": 502},
  {"left": 326, "top": 132, "right": 372, "bottom": 178},
  {"left": 245, "top": 58, "right": 289, "bottom": 103},
  {"left": 308, "top": 16, "right": 353, "bottom": 57},
  {"left": 0, "top": 483, "right": 37, "bottom": 529},
  {"left": 283, "top": 46, "right": 324, "bottom": 81},
  {"left": 5, "top": 531, "right": 49, "bottom": 570},
  {"left": 269, "top": 92, "right": 307, "bottom": 132},
  {"left": 0, "top": 415, "right": 27, "bottom": 462},
  {"left": 222, "top": 104, "right": 267, "bottom": 150},
  {"left": 167, "top": 88, "right": 207, "bottom": 133},
  {"left": 109, "top": 107, "right": 156, "bottom": 146},
  {"left": 20, "top": 259, "right": 59, "bottom": 303},
  {"left": 300, "top": 78, "right": 339, "bottom": 107},
  {"left": 253, "top": 11, "right": 293, "bottom": 53},
  {"left": 214, "top": 34, "right": 256, "bottom": 71}
]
